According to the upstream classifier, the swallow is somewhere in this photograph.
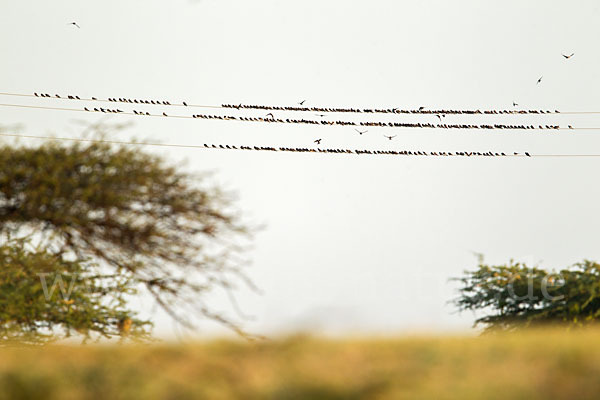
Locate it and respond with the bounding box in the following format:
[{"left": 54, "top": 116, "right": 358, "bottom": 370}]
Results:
[
  {"left": 562, "top": 53, "right": 574, "bottom": 59},
  {"left": 568, "top": 125, "right": 573, "bottom": 129},
  {"left": 384, "top": 135, "right": 396, "bottom": 140},
  {"left": 418, "top": 106, "right": 425, "bottom": 111},
  {"left": 183, "top": 101, "right": 188, "bottom": 106},
  {"left": 525, "top": 152, "right": 531, "bottom": 157},
  {"left": 163, "top": 112, "right": 168, "bottom": 117},
  {"left": 354, "top": 129, "right": 368, "bottom": 135},
  {"left": 314, "top": 139, "right": 322, "bottom": 144},
  {"left": 68, "top": 22, "right": 81, "bottom": 29},
  {"left": 537, "top": 76, "right": 543, "bottom": 84},
  {"left": 298, "top": 100, "right": 306, "bottom": 105}
]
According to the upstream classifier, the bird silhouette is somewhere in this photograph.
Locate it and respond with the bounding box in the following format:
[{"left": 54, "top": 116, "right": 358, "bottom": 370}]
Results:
[
  {"left": 418, "top": 106, "right": 425, "bottom": 111},
  {"left": 562, "top": 53, "right": 575, "bottom": 59},
  {"left": 513, "top": 101, "right": 518, "bottom": 107},
  {"left": 314, "top": 139, "right": 322, "bottom": 144},
  {"left": 298, "top": 100, "right": 306, "bottom": 105},
  {"left": 525, "top": 152, "right": 531, "bottom": 157},
  {"left": 315, "top": 114, "right": 326, "bottom": 117},
  {"left": 68, "top": 22, "right": 81, "bottom": 29},
  {"left": 266, "top": 113, "right": 274, "bottom": 118},
  {"left": 384, "top": 135, "right": 396, "bottom": 141},
  {"left": 537, "top": 76, "right": 543, "bottom": 84},
  {"left": 355, "top": 129, "right": 368, "bottom": 135},
  {"left": 183, "top": 101, "right": 188, "bottom": 106},
  {"left": 162, "top": 112, "right": 168, "bottom": 117}
]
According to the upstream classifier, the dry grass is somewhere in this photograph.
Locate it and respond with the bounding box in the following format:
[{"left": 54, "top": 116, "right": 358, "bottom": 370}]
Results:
[{"left": 1, "top": 328, "right": 600, "bottom": 399}]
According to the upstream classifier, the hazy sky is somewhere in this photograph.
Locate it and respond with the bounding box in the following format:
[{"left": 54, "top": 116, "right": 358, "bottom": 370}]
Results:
[{"left": 1, "top": 0, "right": 600, "bottom": 338}]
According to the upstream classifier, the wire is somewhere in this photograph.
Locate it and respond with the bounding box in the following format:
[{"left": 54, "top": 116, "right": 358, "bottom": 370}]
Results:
[
  {"left": 0, "top": 103, "right": 574, "bottom": 131},
  {"left": 0, "top": 132, "right": 532, "bottom": 157},
  {"left": 0, "top": 91, "right": 578, "bottom": 115}
]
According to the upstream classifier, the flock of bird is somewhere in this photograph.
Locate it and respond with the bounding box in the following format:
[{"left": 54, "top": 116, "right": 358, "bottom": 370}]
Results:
[
  {"left": 60, "top": 19, "right": 575, "bottom": 149},
  {"left": 197, "top": 143, "right": 529, "bottom": 157},
  {"left": 77, "top": 106, "right": 563, "bottom": 132},
  {"left": 222, "top": 103, "right": 560, "bottom": 115}
]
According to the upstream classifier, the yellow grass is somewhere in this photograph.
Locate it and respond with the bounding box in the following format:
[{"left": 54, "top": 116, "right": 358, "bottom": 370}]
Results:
[{"left": 1, "top": 328, "right": 600, "bottom": 399}]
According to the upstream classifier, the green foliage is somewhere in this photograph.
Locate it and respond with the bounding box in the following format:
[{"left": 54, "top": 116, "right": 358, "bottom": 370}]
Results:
[
  {"left": 0, "top": 137, "right": 253, "bottom": 342},
  {"left": 453, "top": 259, "right": 600, "bottom": 331},
  {"left": 0, "top": 236, "right": 149, "bottom": 343}
]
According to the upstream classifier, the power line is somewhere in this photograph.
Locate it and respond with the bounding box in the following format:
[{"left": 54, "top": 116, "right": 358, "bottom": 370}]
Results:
[
  {"left": 0, "top": 91, "right": 586, "bottom": 115},
  {"left": 0, "top": 103, "right": 575, "bottom": 131},
  {"left": 0, "top": 132, "right": 531, "bottom": 157}
]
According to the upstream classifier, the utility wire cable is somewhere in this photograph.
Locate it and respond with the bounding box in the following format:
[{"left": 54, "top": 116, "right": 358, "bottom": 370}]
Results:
[
  {"left": 0, "top": 132, "right": 533, "bottom": 157},
  {"left": 0, "top": 91, "right": 588, "bottom": 115},
  {"left": 0, "top": 103, "right": 574, "bottom": 131}
]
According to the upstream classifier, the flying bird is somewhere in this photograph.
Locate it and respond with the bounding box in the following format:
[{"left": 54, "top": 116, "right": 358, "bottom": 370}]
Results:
[
  {"left": 314, "top": 138, "right": 322, "bottom": 144},
  {"left": 384, "top": 135, "right": 396, "bottom": 141},
  {"left": 537, "top": 76, "right": 543, "bottom": 84},
  {"left": 562, "top": 53, "right": 575, "bottom": 59},
  {"left": 266, "top": 113, "right": 274, "bottom": 118},
  {"left": 355, "top": 129, "right": 368, "bottom": 135},
  {"left": 513, "top": 101, "right": 518, "bottom": 107},
  {"left": 315, "top": 114, "right": 326, "bottom": 117},
  {"left": 68, "top": 22, "right": 81, "bottom": 29}
]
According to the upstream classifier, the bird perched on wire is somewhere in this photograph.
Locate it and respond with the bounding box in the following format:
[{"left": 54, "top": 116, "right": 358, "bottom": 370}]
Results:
[
  {"left": 418, "top": 106, "right": 425, "bottom": 111},
  {"left": 537, "top": 76, "right": 543, "bottom": 84},
  {"left": 183, "top": 101, "right": 188, "bottom": 106},
  {"left": 298, "top": 100, "right": 306, "bottom": 106},
  {"left": 162, "top": 112, "right": 168, "bottom": 117},
  {"left": 562, "top": 53, "right": 575, "bottom": 59},
  {"left": 384, "top": 135, "right": 396, "bottom": 141},
  {"left": 68, "top": 22, "right": 81, "bottom": 29},
  {"left": 355, "top": 129, "right": 368, "bottom": 135},
  {"left": 314, "top": 139, "right": 322, "bottom": 144}
]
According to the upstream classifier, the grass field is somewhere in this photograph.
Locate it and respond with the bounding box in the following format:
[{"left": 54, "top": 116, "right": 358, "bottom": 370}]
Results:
[{"left": 1, "top": 329, "right": 600, "bottom": 399}]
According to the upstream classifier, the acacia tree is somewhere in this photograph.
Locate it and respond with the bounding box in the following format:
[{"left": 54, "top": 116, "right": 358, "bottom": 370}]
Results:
[
  {"left": 453, "top": 259, "right": 600, "bottom": 331},
  {"left": 0, "top": 235, "right": 149, "bottom": 343},
  {"left": 0, "top": 136, "right": 254, "bottom": 342}
]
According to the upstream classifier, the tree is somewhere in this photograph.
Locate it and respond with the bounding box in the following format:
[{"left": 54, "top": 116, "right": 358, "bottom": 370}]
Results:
[
  {"left": 0, "top": 235, "right": 149, "bottom": 343},
  {"left": 453, "top": 258, "right": 600, "bottom": 331},
  {"left": 0, "top": 136, "right": 254, "bottom": 342}
]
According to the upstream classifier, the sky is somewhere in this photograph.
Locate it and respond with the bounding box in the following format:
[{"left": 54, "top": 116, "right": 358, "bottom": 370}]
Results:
[{"left": 1, "top": 0, "right": 600, "bottom": 338}]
